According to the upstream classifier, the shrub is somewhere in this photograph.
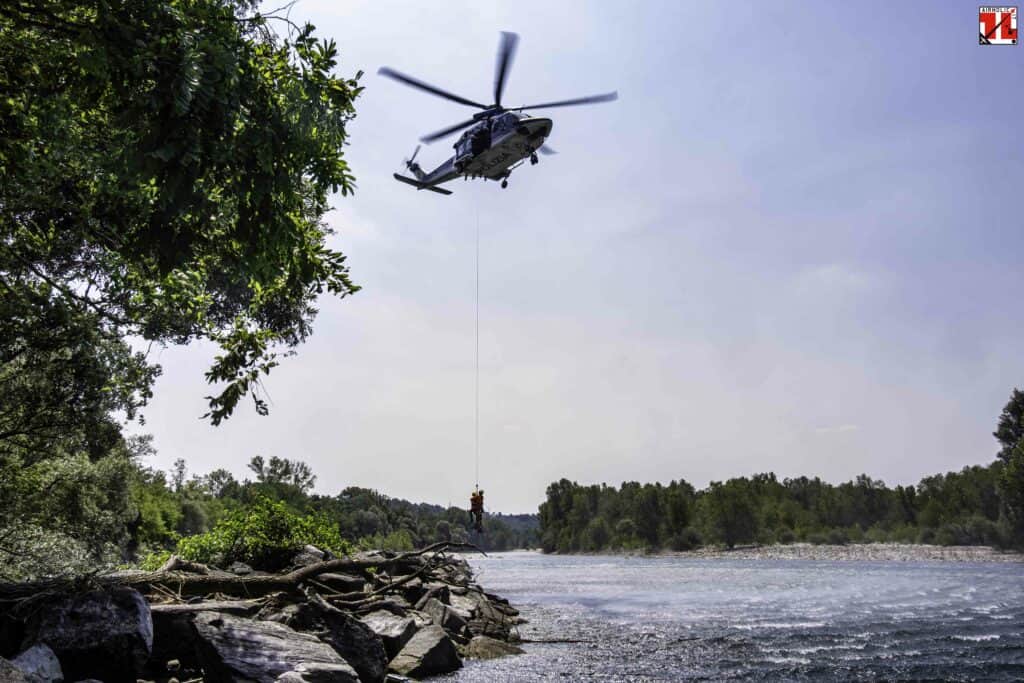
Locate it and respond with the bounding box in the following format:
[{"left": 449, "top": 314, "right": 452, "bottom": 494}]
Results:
[
  {"left": 174, "top": 496, "right": 349, "bottom": 569},
  {"left": 667, "top": 527, "right": 703, "bottom": 551},
  {"left": 918, "top": 527, "right": 937, "bottom": 544},
  {"left": 827, "top": 528, "right": 849, "bottom": 545},
  {"left": 935, "top": 524, "right": 962, "bottom": 546},
  {"left": 777, "top": 528, "right": 796, "bottom": 545},
  {"left": 808, "top": 532, "right": 829, "bottom": 545},
  {"left": 359, "top": 528, "right": 415, "bottom": 552}
]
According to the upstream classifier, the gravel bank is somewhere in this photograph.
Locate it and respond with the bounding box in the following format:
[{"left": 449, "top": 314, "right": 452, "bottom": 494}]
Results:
[{"left": 654, "top": 543, "right": 1023, "bottom": 562}]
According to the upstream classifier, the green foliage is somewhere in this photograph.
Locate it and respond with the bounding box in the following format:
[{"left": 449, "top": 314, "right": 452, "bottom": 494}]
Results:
[
  {"left": 359, "top": 528, "right": 415, "bottom": 552},
  {"left": 994, "top": 389, "right": 1024, "bottom": 462},
  {"left": 1, "top": 0, "right": 362, "bottom": 430},
  {"left": 175, "top": 496, "right": 348, "bottom": 569},
  {"left": 997, "top": 440, "right": 1024, "bottom": 547},
  {"left": 538, "top": 459, "right": 1014, "bottom": 554},
  {"left": 0, "top": 444, "right": 138, "bottom": 579},
  {"left": 140, "top": 549, "right": 173, "bottom": 572},
  {"left": 703, "top": 479, "right": 760, "bottom": 549},
  {"left": 0, "top": 0, "right": 362, "bottom": 574}
]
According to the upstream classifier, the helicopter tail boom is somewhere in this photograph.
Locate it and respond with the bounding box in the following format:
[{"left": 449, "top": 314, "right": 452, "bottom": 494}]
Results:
[{"left": 392, "top": 173, "right": 453, "bottom": 195}]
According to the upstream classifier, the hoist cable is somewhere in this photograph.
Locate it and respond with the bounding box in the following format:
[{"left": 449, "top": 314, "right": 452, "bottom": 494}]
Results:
[{"left": 475, "top": 206, "right": 480, "bottom": 490}]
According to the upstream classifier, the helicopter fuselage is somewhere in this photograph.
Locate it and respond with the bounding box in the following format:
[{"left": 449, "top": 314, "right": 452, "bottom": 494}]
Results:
[
  {"left": 382, "top": 31, "right": 615, "bottom": 195},
  {"left": 397, "top": 114, "right": 552, "bottom": 193}
]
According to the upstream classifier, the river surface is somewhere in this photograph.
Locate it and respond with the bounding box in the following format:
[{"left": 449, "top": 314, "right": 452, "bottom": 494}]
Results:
[{"left": 444, "top": 551, "right": 1024, "bottom": 681}]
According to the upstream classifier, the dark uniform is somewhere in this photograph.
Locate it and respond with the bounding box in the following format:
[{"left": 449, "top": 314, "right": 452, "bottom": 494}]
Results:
[{"left": 469, "top": 489, "right": 484, "bottom": 532}]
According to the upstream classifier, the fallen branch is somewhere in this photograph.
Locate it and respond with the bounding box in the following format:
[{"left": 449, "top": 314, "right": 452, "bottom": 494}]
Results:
[
  {"left": 0, "top": 542, "right": 486, "bottom": 600},
  {"left": 149, "top": 599, "right": 266, "bottom": 615}
]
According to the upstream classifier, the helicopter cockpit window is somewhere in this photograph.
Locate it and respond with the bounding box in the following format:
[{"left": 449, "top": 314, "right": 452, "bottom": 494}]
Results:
[{"left": 493, "top": 115, "right": 515, "bottom": 135}]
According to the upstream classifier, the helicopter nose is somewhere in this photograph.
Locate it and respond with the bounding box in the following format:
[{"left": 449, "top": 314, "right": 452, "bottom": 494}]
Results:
[{"left": 519, "top": 118, "right": 552, "bottom": 139}]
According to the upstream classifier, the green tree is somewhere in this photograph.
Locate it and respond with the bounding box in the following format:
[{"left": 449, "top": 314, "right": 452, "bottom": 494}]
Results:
[
  {"left": 703, "top": 479, "right": 760, "bottom": 549},
  {"left": 998, "top": 441, "right": 1024, "bottom": 546},
  {"left": 248, "top": 455, "right": 317, "bottom": 493},
  {"left": 995, "top": 389, "right": 1024, "bottom": 462},
  {"left": 2, "top": 0, "right": 362, "bottom": 427},
  {"left": 1, "top": 0, "right": 362, "bottom": 573}
]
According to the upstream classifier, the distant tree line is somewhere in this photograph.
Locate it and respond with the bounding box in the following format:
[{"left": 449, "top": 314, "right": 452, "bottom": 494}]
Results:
[
  {"left": 539, "top": 389, "right": 1024, "bottom": 553},
  {"left": 130, "top": 454, "right": 539, "bottom": 568}
]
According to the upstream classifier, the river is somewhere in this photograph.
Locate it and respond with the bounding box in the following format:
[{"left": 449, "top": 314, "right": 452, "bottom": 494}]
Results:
[{"left": 444, "top": 551, "right": 1024, "bottom": 681}]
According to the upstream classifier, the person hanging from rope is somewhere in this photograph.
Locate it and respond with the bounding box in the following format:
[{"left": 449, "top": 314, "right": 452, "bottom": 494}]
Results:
[{"left": 469, "top": 488, "right": 485, "bottom": 532}]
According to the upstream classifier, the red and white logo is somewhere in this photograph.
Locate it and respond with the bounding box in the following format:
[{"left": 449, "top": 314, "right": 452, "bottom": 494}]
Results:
[{"left": 980, "top": 6, "right": 1018, "bottom": 44}]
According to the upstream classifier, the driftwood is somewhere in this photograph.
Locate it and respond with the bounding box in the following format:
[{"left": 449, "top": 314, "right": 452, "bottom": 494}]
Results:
[
  {"left": 149, "top": 599, "right": 266, "bottom": 615},
  {"left": 0, "top": 542, "right": 485, "bottom": 602}
]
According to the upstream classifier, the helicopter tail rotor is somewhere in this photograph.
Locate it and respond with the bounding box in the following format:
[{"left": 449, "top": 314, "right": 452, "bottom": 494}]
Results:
[{"left": 404, "top": 145, "right": 425, "bottom": 179}]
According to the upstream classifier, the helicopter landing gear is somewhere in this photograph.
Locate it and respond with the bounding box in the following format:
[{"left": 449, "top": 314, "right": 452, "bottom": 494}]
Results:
[
  {"left": 501, "top": 179, "right": 508, "bottom": 189},
  {"left": 530, "top": 152, "right": 538, "bottom": 166}
]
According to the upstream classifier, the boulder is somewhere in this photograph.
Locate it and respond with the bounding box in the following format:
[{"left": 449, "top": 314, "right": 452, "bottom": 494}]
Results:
[
  {"left": 0, "top": 609, "right": 25, "bottom": 660},
  {"left": 22, "top": 586, "right": 152, "bottom": 682},
  {"left": 191, "top": 612, "right": 347, "bottom": 683},
  {"left": 359, "top": 611, "right": 416, "bottom": 660},
  {"left": 446, "top": 593, "right": 477, "bottom": 620},
  {"left": 388, "top": 626, "right": 461, "bottom": 678},
  {"left": 11, "top": 644, "right": 62, "bottom": 682},
  {"left": 290, "top": 546, "right": 325, "bottom": 568},
  {"left": 274, "top": 661, "right": 359, "bottom": 683},
  {"left": 316, "top": 573, "right": 365, "bottom": 594},
  {"left": 463, "top": 635, "right": 524, "bottom": 660},
  {"left": 264, "top": 602, "right": 386, "bottom": 683},
  {"left": 408, "top": 611, "right": 432, "bottom": 629},
  {"left": 412, "top": 584, "right": 450, "bottom": 611},
  {"left": 228, "top": 561, "right": 254, "bottom": 575},
  {"left": 421, "top": 599, "right": 468, "bottom": 640},
  {"left": 0, "top": 658, "right": 29, "bottom": 682},
  {"left": 464, "top": 592, "right": 513, "bottom": 640},
  {"left": 395, "top": 577, "right": 424, "bottom": 602},
  {"left": 148, "top": 610, "right": 201, "bottom": 677}
]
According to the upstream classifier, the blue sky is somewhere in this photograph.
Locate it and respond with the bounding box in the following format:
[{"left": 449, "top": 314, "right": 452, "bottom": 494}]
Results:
[{"left": 136, "top": 2, "right": 1024, "bottom": 512}]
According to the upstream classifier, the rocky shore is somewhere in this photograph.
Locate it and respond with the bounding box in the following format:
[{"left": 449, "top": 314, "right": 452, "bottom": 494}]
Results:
[
  {"left": 0, "top": 543, "right": 524, "bottom": 682},
  {"left": 659, "top": 542, "right": 1024, "bottom": 563}
]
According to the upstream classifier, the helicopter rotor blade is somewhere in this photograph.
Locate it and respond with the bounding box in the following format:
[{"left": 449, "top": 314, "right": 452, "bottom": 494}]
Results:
[
  {"left": 378, "top": 67, "right": 488, "bottom": 109},
  {"left": 514, "top": 91, "right": 618, "bottom": 111},
  {"left": 408, "top": 145, "right": 421, "bottom": 164},
  {"left": 420, "top": 117, "right": 478, "bottom": 144},
  {"left": 539, "top": 144, "right": 557, "bottom": 156},
  {"left": 493, "top": 31, "right": 519, "bottom": 108}
]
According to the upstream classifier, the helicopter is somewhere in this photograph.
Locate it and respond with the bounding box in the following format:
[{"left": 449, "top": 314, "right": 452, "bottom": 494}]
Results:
[{"left": 378, "top": 31, "right": 617, "bottom": 195}]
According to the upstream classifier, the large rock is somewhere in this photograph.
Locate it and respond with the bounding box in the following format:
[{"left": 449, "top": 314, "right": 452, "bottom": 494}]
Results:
[
  {"left": 421, "top": 598, "right": 468, "bottom": 640},
  {"left": 0, "top": 657, "right": 29, "bottom": 682},
  {"left": 274, "top": 661, "right": 359, "bottom": 683},
  {"left": 265, "top": 602, "right": 387, "bottom": 683},
  {"left": 463, "top": 635, "right": 524, "bottom": 660},
  {"left": 22, "top": 586, "right": 152, "bottom": 682},
  {"left": 464, "top": 591, "right": 514, "bottom": 640},
  {"left": 316, "top": 573, "right": 365, "bottom": 594},
  {"left": 290, "top": 545, "right": 326, "bottom": 568},
  {"left": 359, "top": 611, "right": 416, "bottom": 660},
  {"left": 407, "top": 610, "right": 432, "bottom": 629},
  {"left": 446, "top": 593, "right": 477, "bottom": 620},
  {"left": 11, "top": 644, "right": 62, "bottom": 682},
  {"left": 413, "top": 584, "right": 450, "bottom": 612},
  {"left": 148, "top": 610, "right": 201, "bottom": 677},
  {"left": 192, "top": 612, "right": 348, "bottom": 683},
  {"left": 388, "top": 626, "right": 461, "bottom": 678}
]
